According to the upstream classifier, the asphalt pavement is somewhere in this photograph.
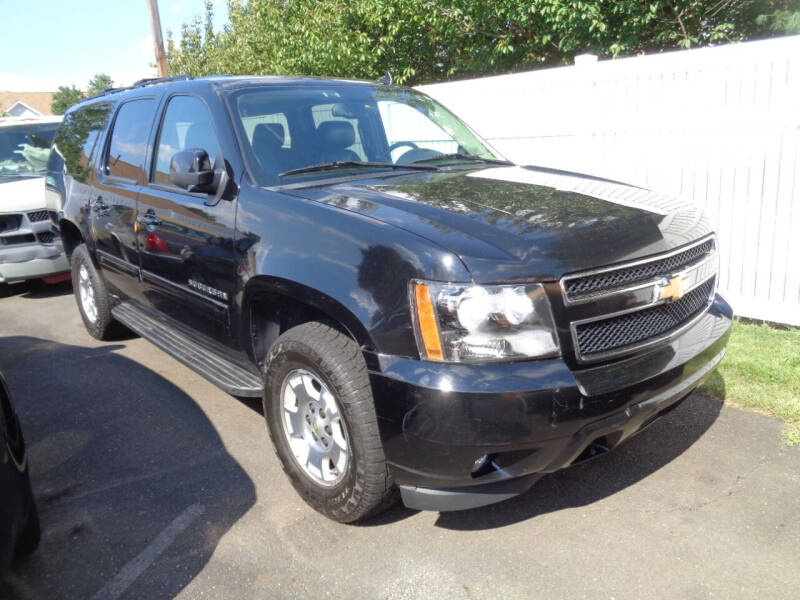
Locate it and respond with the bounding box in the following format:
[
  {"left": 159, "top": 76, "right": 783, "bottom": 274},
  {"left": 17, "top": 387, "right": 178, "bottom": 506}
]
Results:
[{"left": 0, "top": 280, "right": 798, "bottom": 599}]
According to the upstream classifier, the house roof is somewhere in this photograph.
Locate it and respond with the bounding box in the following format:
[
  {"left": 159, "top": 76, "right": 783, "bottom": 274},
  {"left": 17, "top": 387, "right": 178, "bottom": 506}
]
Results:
[{"left": 0, "top": 91, "right": 55, "bottom": 116}]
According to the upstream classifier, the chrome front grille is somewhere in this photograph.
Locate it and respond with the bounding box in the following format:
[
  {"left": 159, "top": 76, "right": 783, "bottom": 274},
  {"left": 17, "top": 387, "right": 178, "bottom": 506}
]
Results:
[
  {"left": 562, "top": 235, "right": 718, "bottom": 362},
  {"left": 562, "top": 237, "right": 715, "bottom": 303}
]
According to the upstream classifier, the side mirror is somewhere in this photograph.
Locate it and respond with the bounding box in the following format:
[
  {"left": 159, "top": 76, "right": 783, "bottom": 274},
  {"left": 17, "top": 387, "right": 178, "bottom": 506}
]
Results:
[{"left": 170, "top": 148, "right": 214, "bottom": 191}]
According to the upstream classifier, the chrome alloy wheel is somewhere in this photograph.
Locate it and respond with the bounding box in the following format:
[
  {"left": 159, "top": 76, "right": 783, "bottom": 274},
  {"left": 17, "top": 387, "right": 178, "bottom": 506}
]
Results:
[
  {"left": 280, "top": 369, "right": 349, "bottom": 486},
  {"left": 78, "top": 264, "right": 98, "bottom": 323}
]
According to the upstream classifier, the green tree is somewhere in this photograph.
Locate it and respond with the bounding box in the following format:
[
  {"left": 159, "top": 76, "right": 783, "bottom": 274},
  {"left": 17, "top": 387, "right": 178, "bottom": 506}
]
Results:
[
  {"left": 51, "top": 85, "right": 84, "bottom": 115},
  {"left": 87, "top": 73, "right": 114, "bottom": 97},
  {"left": 166, "top": 0, "right": 800, "bottom": 85}
]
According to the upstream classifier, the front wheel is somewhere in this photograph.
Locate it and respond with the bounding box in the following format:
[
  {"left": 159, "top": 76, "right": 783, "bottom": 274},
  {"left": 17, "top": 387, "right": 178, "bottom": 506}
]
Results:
[
  {"left": 263, "top": 321, "right": 397, "bottom": 522},
  {"left": 70, "top": 244, "right": 123, "bottom": 340}
]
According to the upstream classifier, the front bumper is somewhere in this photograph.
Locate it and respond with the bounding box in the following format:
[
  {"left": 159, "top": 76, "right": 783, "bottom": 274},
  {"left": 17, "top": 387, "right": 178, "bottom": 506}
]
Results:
[
  {"left": 367, "top": 295, "right": 733, "bottom": 511},
  {"left": 0, "top": 242, "right": 69, "bottom": 283}
]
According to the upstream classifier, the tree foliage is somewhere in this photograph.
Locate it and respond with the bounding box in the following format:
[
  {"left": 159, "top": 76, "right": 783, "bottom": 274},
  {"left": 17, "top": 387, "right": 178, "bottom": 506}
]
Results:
[
  {"left": 51, "top": 85, "right": 84, "bottom": 115},
  {"left": 50, "top": 73, "right": 116, "bottom": 115},
  {"left": 167, "top": 0, "right": 800, "bottom": 85},
  {"left": 87, "top": 73, "right": 114, "bottom": 97}
]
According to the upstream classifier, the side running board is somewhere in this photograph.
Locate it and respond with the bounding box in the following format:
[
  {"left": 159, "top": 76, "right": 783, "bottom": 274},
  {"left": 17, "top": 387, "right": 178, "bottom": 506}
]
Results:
[{"left": 111, "top": 301, "right": 263, "bottom": 397}]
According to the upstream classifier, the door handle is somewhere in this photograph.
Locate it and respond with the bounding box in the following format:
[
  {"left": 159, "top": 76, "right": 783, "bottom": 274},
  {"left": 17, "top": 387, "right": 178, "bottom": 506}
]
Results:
[
  {"left": 93, "top": 197, "right": 109, "bottom": 212},
  {"left": 136, "top": 213, "right": 161, "bottom": 227}
]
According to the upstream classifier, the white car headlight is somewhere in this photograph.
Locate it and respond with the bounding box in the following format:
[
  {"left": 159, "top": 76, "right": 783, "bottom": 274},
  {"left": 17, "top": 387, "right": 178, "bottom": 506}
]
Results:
[{"left": 411, "top": 280, "right": 560, "bottom": 363}]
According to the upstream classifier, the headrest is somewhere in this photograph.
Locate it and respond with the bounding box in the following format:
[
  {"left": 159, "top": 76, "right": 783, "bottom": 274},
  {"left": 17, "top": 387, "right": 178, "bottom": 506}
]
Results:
[
  {"left": 316, "top": 121, "right": 355, "bottom": 149},
  {"left": 253, "top": 123, "right": 285, "bottom": 150}
]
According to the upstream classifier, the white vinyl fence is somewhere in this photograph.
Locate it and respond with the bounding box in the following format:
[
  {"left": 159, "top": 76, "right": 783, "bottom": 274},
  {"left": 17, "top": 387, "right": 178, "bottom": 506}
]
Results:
[{"left": 419, "top": 35, "right": 800, "bottom": 326}]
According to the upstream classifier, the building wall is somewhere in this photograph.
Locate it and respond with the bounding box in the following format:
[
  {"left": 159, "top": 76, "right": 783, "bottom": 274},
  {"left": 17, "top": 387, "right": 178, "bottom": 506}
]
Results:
[{"left": 419, "top": 35, "right": 800, "bottom": 326}]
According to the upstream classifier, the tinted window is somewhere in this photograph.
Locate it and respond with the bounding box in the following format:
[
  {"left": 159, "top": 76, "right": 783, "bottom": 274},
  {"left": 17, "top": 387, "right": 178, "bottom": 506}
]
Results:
[
  {"left": 52, "top": 103, "right": 112, "bottom": 183},
  {"left": 311, "top": 103, "right": 365, "bottom": 160},
  {"left": 152, "top": 96, "right": 219, "bottom": 185},
  {"left": 241, "top": 111, "right": 291, "bottom": 148},
  {"left": 229, "top": 86, "right": 498, "bottom": 186},
  {"left": 378, "top": 101, "right": 458, "bottom": 161},
  {"left": 106, "top": 99, "right": 156, "bottom": 180}
]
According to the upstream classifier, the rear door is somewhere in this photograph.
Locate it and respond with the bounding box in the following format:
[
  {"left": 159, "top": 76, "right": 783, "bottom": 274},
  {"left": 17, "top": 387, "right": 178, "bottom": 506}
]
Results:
[
  {"left": 136, "top": 93, "right": 238, "bottom": 346},
  {"left": 91, "top": 97, "right": 157, "bottom": 299}
]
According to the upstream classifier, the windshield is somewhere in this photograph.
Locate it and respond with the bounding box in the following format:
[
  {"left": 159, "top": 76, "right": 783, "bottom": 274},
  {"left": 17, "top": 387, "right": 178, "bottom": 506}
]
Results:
[
  {"left": 226, "top": 84, "right": 503, "bottom": 185},
  {"left": 0, "top": 121, "right": 59, "bottom": 178}
]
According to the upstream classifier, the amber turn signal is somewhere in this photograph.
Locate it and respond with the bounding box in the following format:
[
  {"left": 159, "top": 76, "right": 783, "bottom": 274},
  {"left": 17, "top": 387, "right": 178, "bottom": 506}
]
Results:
[{"left": 413, "top": 282, "right": 444, "bottom": 360}]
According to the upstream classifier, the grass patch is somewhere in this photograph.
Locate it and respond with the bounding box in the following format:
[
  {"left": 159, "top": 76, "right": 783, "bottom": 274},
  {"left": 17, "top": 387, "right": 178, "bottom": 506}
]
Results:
[{"left": 700, "top": 319, "right": 800, "bottom": 444}]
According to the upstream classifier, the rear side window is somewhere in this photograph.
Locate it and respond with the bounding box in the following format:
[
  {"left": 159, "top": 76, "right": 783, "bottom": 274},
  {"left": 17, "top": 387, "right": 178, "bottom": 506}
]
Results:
[
  {"left": 52, "top": 103, "right": 112, "bottom": 183},
  {"left": 152, "top": 96, "right": 219, "bottom": 185},
  {"left": 106, "top": 99, "right": 156, "bottom": 180}
]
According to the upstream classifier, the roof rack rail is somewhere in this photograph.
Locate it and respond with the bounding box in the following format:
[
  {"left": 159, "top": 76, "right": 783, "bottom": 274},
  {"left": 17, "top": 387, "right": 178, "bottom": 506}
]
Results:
[
  {"left": 131, "top": 74, "right": 192, "bottom": 88},
  {"left": 98, "top": 87, "right": 128, "bottom": 96},
  {"left": 88, "top": 74, "right": 194, "bottom": 101}
]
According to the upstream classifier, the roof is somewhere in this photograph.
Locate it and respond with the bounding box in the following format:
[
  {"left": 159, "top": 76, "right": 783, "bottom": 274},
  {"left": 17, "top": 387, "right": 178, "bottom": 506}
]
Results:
[
  {"left": 0, "top": 91, "right": 54, "bottom": 116},
  {"left": 85, "top": 74, "right": 380, "bottom": 99},
  {"left": 67, "top": 74, "right": 390, "bottom": 115}
]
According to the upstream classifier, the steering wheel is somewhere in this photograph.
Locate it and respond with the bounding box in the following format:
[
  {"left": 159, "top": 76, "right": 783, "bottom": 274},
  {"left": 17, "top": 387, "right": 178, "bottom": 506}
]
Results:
[{"left": 387, "top": 141, "right": 419, "bottom": 155}]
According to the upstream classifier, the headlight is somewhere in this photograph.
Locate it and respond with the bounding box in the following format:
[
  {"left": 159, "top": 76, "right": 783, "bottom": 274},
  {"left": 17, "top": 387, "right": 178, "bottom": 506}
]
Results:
[{"left": 410, "top": 280, "right": 560, "bottom": 363}]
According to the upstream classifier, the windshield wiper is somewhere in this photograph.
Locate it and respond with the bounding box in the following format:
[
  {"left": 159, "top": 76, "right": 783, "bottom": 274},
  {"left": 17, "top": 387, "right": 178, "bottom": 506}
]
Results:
[
  {"left": 279, "top": 161, "right": 438, "bottom": 178},
  {"left": 411, "top": 153, "right": 513, "bottom": 166}
]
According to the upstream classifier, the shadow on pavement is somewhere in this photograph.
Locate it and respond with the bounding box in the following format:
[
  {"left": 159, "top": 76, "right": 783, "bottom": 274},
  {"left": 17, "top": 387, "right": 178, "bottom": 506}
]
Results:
[
  {"left": 0, "top": 336, "right": 256, "bottom": 599},
  {"left": 2, "top": 280, "right": 73, "bottom": 301},
  {"left": 430, "top": 388, "right": 724, "bottom": 530}
]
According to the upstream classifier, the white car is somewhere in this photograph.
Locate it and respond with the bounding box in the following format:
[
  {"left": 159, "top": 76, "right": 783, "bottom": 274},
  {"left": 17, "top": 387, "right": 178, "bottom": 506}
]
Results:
[{"left": 0, "top": 115, "right": 68, "bottom": 293}]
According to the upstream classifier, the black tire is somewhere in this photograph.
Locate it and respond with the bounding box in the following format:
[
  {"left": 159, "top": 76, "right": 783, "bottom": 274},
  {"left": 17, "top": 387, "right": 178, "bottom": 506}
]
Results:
[
  {"left": 263, "top": 321, "right": 398, "bottom": 523},
  {"left": 71, "top": 244, "right": 123, "bottom": 340},
  {"left": 14, "top": 476, "right": 40, "bottom": 558}
]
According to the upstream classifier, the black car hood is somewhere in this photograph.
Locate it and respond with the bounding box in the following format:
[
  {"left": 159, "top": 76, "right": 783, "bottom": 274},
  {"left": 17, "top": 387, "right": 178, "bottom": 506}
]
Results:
[{"left": 290, "top": 165, "right": 712, "bottom": 282}]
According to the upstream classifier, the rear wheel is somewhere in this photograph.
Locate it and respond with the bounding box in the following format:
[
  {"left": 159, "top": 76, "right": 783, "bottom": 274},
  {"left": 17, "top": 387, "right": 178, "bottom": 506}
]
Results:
[
  {"left": 71, "top": 244, "right": 123, "bottom": 340},
  {"left": 263, "top": 321, "right": 398, "bottom": 522}
]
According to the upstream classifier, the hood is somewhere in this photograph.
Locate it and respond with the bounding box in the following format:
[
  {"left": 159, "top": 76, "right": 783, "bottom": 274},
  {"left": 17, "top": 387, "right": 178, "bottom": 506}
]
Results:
[
  {"left": 290, "top": 166, "right": 712, "bottom": 282},
  {"left": 0, "top": 176, "right": 49, "bottom": 214}
]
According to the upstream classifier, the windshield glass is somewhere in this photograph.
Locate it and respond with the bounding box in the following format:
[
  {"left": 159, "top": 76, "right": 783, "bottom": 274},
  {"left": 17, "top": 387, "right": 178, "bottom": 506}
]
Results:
[
  {"left": 0, "top": 121, "right": 59, "bottom": 178},
  {"left": 226, "top": 84, "right": 501, "bottom": 185}
]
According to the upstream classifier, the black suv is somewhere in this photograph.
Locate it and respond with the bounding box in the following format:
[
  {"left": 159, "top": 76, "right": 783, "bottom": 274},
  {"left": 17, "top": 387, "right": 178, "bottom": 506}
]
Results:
[{"left": 47, "top": 75, "right": 732, "bottom": 522}]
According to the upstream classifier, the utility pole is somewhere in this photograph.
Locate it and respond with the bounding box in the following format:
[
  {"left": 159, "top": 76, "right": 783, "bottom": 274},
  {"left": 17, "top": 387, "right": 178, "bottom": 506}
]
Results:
[{"left": 146, "top": 0, "right": 169, "bottom": 77}]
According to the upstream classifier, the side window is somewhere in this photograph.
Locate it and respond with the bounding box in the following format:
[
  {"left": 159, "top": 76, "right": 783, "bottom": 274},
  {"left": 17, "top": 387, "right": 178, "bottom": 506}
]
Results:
[
  {"left": 106, "top": 99, "right": 156, "bottom": 180},
  {"left": 311, "top": 103, "right": 366, "bottom": 160},
  {"left": 52, "top": 102, "right": 112, "bottom": 183},
  {"left": 152, "top": 96, "right": 219, "bottom": 185}
]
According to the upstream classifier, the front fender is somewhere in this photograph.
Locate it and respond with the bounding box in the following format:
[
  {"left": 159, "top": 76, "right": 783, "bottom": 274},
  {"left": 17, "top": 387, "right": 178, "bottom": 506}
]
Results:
[{"left": 235, "top": 184, "right": 471, "bottom": 357}]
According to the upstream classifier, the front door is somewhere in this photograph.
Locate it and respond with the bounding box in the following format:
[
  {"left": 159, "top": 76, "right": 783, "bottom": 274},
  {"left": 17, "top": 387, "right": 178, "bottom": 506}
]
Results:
[
  {"left": 91, "top": 97, "right": 158, "bottom": 300},
  {"left": 136, "top": 94, "right": 238, "bottom": 347}
]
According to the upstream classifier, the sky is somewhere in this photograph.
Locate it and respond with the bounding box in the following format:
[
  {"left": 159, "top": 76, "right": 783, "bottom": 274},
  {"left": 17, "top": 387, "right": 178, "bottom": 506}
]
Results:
[{"left": 0, "top": 0, "right": 228, "bottom": 92}]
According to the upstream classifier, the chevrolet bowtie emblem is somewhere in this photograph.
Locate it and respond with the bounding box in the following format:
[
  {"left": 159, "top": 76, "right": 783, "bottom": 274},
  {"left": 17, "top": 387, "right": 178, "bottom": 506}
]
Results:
[{"left": 656, "top": 274, "right": 689, "bottom": 302}]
